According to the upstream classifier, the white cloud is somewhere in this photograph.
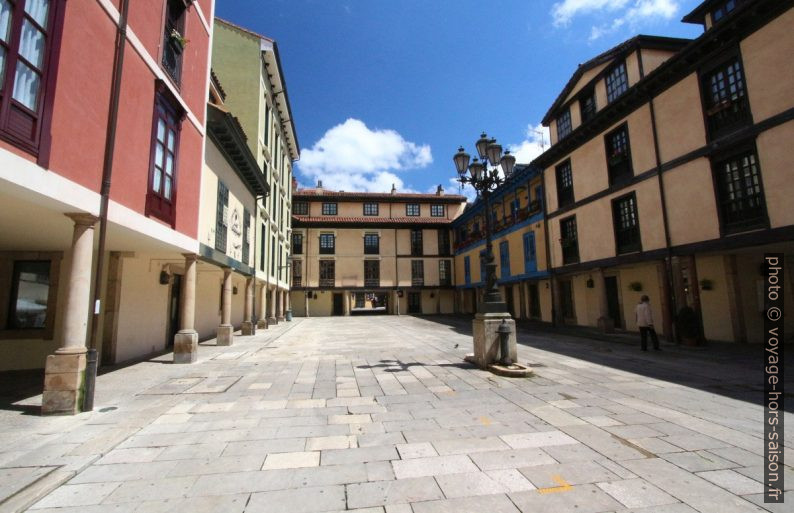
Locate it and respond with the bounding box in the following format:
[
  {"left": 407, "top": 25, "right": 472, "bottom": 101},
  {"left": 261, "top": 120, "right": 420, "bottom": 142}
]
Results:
[
  {"left": 509, "top": 124, "right": 550, "bottom": 164},
  {"left": 297, "top": 118, "right": 432, "bottom": 192},
  {"left": 552, "top": 0, "right": 680, "bottom": 40}
]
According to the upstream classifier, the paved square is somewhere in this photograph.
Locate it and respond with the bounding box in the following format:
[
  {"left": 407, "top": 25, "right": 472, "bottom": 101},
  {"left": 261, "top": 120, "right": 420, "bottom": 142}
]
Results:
[{"left": 0, "top": 316, "right": 790, "bottom": 512}]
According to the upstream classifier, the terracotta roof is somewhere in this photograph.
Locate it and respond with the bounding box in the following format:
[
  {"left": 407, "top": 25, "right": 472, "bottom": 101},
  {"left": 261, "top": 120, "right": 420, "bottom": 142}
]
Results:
[
  {"left": 294, "top": 189, "right": 467, "bottom": 201},
  {"left": 293, "top": 216, "right": 454, "bottom": 225}
]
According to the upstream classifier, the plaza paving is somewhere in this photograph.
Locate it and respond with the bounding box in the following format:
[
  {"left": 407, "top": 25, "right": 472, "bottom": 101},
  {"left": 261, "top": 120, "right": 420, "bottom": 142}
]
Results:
[{"left": 0, "top": 316, "right": 792, "bottom": 512}]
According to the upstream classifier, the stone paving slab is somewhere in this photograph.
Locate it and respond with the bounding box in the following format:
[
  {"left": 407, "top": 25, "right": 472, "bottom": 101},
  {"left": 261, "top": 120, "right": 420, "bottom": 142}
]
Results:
[{"left": 1, "top": 316, "right": 791, "bottom": 513}]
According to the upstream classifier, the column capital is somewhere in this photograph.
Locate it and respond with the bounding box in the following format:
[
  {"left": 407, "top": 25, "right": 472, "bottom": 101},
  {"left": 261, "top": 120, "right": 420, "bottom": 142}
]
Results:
[
  {"left": 64, "top": 213, "right": 99, "bottom": 226},
  {"left": 182, "top": 253, "right": 200, "bottom": 262}
]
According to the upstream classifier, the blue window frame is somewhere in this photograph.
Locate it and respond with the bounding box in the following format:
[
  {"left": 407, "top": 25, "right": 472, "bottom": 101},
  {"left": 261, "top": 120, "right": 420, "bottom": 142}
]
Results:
[
  {"left": 535, "top": 186, "right": 543, "bottom": 209},
  {"left": 464, "top": 256, "right": 471, "bottom": 285},
  {"left": 523, "top": 232, "right": 537, "bottom": 273},
  {"left": 499, "top": 241, "right": 510, "bottom": 279}
]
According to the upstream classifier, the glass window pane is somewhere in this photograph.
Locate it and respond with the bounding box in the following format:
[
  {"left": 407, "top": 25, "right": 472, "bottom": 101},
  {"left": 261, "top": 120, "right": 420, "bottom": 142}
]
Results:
[
  {"left": 19, "top": 19, "right": 45, "bottom": 69},
  {"left": 12, "top": 61, "right": 40, "bottom": 110},
  {"left": 24, "top": 0, "right": 49, "bottom": 28},
  {"left": 0, "top": 0, "right": 12, "bottom": 42},
  {"left": 167, "top": 128, "right": 175, "bottom": 151},
  {"left": 157, "top": 118, "right": 166, "bottom": 142},
  {"left": 11, "top": 261, "right": 50, "bottom": 329},
  {"left": 0, "top": 46, "right": 5, "bottom": 84},
  {"left": 164, "top": 176, "right": 172, "bottom": 199},
  {"left": 153, "top": 168, "right": 162, "bottom": 193},
  {"left": 165, "top": 153, "right": 173, "bottom": 176},
  {"left": 155, "top": 142, "right": 164, "bottom": 168}
]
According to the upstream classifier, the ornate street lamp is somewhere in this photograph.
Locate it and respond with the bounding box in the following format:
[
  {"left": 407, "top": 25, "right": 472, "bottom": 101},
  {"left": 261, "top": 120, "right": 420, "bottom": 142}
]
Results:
[{"left": 453, "top": 133, "right": 516, "bottom": 314}]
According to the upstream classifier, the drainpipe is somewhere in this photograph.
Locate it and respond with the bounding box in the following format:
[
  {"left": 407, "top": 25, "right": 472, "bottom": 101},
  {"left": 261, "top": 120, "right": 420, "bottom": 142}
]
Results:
[
  {"left": 539, "top": 167, "right": 556, "bottom": 327},
  {"left": 85, "top": 0, "right": 130, "bottom": 412}
]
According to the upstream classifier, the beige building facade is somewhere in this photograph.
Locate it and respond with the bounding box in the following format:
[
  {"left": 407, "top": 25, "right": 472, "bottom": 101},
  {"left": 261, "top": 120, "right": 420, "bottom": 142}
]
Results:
[
  {"left": 290, "top": 185, "right": 466, "bottom": 317},
  {"left": 535, "top": 0, "right": 794, "bottom": 343}
]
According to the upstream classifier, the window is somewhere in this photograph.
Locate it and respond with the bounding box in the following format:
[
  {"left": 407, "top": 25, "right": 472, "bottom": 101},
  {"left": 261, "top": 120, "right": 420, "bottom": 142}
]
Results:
[
  {"left": 364, "top": 260, "right": 379, "bottom": 287},
  {"left": 439, "top": 260, "right": 452, "bottom": 286},
  {"left": 523, "top": 232, "right": 537, "bottom": 273},
  {"left": 579, "top": 88, "right": 597, "bottom": 123},
  {"left": 319, "top": 260, "right": 335, "bottom": 287},
  {"left": 560, "top": 279, "right": 575, "bottom": 320},
  {"left": 411, "top": 260, "right": 424, "bottom": 286},
  {"left": 162, "top": 0, "right": 187, "bottom": 84},
  {"left": 146, "top": 90, "right": 182, "bottom": 226},
  {"left": 321, "top": 202, "right": 337, "bottom": 215},
  {"left": 364, "top": 233, "right": 379, "bottom": 254},
  {"left": 263, "top": 103, "right": 269, "bottom": 146},
  {"left": 293, "top": 201, "right": 308, "bottom": 215},
  {"left": 292, "top": 233, "right": 303, "bottom": 255},
  {"left": 555, "top": 160, "right": 574, "bottom": 208},
  {"left": 712, "top": 0, "right": 736, "bottom": 22},
  {"left": 259, "top": 223, "right": 266, "bottom": 271},
  {"left": 464, "top": 256, "right": 471, "bottom": 285},
  {"left": 612, "top": 193, "right": 641, "bottom": 254},
  {"left": 499, "top": 240, "right": 510, "bottom": 279},
  {"left": 714, "top": 149, "right": 766, "bottom": 233},
  {"left": 0, "top": 0, "right": 61, "bottom": 151},
  {"left": 605, "top": 62, "right": 628, "bottom": 103},
  {"left": 605, "top": 124, "right": 632, "bottom": 185},
  {"left": 319, "top": 233, "right": 335, "bottom": 254},
  {"left": 406, "top": 203, "right": 420, "bottom": 216},
  {"left": 215, "top": 181, "right": 228, "bottom": 252},
  {"left": 291, "top": 259, "right": 302, "bottom": 287},
  {"left": 270, "top": 235, "right": 276, "bottom": 275},
  {"left": 363, "top": 202, "right": 378, "bottom": 216},
  {"left": 702, "top": 58, "right": 749, "bottom": 140},
  {"left": 556, "top": 108, "right": 572, "bottom": 140},
  {"left": 410, "top": 229, "right": 423, "bottom": 256},
  {"left": 430, "top": 204, "right": 444, "bottom": 217},
  {"left": 437, "top": 229, "right": 450, "bottom": 256},
  {"left": 7, "top": 260, "right": 49, "bottom": 329},
  {"left": 560, "top": 216, "right": 579, "bottom": 265},
  {"left": 242, "top": 208, "right": 250, "bottom": 265}
]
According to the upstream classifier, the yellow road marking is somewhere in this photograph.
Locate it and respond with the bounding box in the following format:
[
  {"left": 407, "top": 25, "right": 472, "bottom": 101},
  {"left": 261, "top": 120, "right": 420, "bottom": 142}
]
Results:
[
  {"left": 537, "top": 475, "right": 572, "bottom": 494},
  {"left": 479, "top": 416, "right": 492, "bottom": 426}
]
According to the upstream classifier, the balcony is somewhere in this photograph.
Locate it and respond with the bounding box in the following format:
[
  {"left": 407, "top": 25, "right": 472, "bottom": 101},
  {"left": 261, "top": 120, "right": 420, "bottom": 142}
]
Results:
[
  {"left": 454, "top": 208, "right": 541, "bottom": 252},
  {"left": 319, "top": 278, "right": 335, "bottom": 288},
  {"left": 411, "top": 277, "right": 424, "bottom": 287},
  {"left": 706, "top": 97, "right": 751, "bottom": 140},
  {"left": 292, "top": 276, "right": 302, "bottom": 288},
  {"left": 364, "top": 278, "right": 380, "bottom": 288}
]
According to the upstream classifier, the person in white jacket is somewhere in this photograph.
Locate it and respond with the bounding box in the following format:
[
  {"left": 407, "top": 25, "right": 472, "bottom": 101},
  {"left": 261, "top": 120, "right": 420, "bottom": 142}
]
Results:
[{"left": 635, "top": 295, "right": 660, "bottom": 351}]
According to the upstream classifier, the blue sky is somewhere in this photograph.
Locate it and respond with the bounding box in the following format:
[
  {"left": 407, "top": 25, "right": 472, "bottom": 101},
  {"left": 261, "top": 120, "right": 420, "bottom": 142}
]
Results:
[{"left": 216, "top": 0, "right": 704, "bottom": 197}]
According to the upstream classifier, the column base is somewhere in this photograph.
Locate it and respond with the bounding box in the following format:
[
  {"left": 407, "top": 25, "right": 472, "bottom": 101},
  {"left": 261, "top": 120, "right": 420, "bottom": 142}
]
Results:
[
  {"left": 42, "top": 352, "right": 87, "bottom": 415},
  {"left": 257, "top": 319, "right": 268, "bottom": 329},
  {"left": 277, "top": 316, "right": 285, "bottom": 322},
  {"left": 471, "top": 313, "right": 517, "bottom": 370},
  {"left": 241, "top": 321, "right": 256, "bottom": 336},
  {"left": 173, "top": 330, "right": 199, "bottom": 364},
  {"left": 217, "top": 324, "right": 234, "bottom": 346},
  {"left": 268, "top": 317, "right": 277, "bottom": 326}
]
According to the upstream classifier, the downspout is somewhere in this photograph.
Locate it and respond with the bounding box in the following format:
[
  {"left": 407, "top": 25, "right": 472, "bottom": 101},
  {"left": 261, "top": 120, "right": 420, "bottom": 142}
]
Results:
[
  {"left": 540, "top": 166, "right": 556, "bottom": 327},
  {"left": 85, "top": 0, "right": 130, "bottom": 412}
]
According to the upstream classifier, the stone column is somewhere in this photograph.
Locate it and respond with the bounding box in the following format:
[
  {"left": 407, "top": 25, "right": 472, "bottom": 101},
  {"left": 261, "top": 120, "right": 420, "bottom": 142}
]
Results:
[
  {"left": 304, "top": 291, "right": 310, "bottom": 318},
  {"left": 242, "top": 277, "right": 255, "bottom": 335},
  {"left": 43, "top": 213, "right": 98, "bottom": 415},
  {"left": 268, "top": 287, "right": 278, "bottom": 325},
  {"left": 257, "top": 284, "right": 268, "bottom": 328},
  {"left": 217, "top": 268, "right": 233, "bottom": 346},
  {"left": 276, "top": 290, "right": 285, "bottom": 321},
  {"left": 174, "top": 254, "right": 199, "bottom": 363},
  {"left": 343, "top": 290, "right": 351, "bottom": 316},
  {"left": 594, "top": 268, "right": 614, "bottom": 332},
  {"left": 286, "top": 290, "right": 292, "bottom": 321}
]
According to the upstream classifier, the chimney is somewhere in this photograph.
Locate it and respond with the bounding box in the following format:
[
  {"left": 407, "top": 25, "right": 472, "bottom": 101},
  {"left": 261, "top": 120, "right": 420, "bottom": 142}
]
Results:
[
  {"left": 317, "top": 180, "right": 323, "bottom": 189},
  {"left": 390, "top": 184, "right": 397, "bottom": 195},
  {"left": 436, "top": 184, "right": 443, "bottom": 196}
]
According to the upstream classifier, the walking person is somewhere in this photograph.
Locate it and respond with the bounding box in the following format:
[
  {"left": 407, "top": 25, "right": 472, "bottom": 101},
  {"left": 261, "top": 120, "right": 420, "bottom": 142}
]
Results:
[{"left": 635, "top": 295, "right": 660, "bottom": 351}]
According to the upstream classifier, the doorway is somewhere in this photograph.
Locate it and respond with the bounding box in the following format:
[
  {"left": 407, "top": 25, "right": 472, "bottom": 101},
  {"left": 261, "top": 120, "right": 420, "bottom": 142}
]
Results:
[
  {"left": 332, "top": 293, "right": 344, "bottom": 316},
  {"left": 408, "top": 292, "right": 422, "bottom": 314},
  {"left": 529, "top": 283, "right": 541, "bottom": 319},
  {"left": 167, "top": 274, "right": 182, "bottom": 347},
  {"left": 604, "top": 276, "right": 622, "bottom": 328}
]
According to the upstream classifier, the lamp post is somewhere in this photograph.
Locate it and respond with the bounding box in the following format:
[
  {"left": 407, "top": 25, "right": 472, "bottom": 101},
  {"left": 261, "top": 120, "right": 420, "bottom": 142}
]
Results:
[{"left": 453, "top": 132, "right": 516, "bottom": 314}]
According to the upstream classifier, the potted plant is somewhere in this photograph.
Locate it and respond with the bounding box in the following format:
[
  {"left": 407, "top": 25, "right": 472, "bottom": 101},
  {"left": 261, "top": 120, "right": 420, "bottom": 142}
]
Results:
[
  {"left": 676, "top": 306, "right": 701, "bottom": 346},
  {"left": 628, "top": 281, "right": 643, "bottom": 292},
  {"left": 169, "top": 29, "right": 189, "bottom": 52}
]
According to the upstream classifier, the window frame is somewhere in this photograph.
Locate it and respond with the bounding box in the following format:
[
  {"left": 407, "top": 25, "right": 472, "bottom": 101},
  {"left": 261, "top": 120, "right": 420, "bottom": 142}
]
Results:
[
  {"left": 579, "top": 87, "right": 597, "bottom": 123},
  {"left": 319, "top": 233, "right": 335, "bottom": 254},
  {"left": 711, "top": 146, "right": 768, "bottom": 235},
  {"left": 363, "top": 233, "right": 379, "bottom": 255},
  {"left": 410, "top": 229, "right": 423, "bottom": 256},
  {"left": 560, "top": 215, "right": 580, "bottom": 265},
  {"left": 700, "top": 53, "right": 751, "bottom": 140},
  {"left": 161, "top": 0, "right": 188, "bottom": 85},
  {"left": 605, "top": 61, "right": 629, "bottom": 103},
  {"left": 242, "top": 208, "right": 251, "bottom": 265},
  {"left": 321, "top": 202, "right": 337, "bottom": 216},
  {"left": 605, "top": 123, "right": 633, "bottom": 186},
  {"left": 411, "top": 259, "right": 424, "bottom": 286},
  {"left": 363, "top": 202, "right": 379, "bottom": 216},
  {"left": 146, "top": 84, "right": 184, "bottom": 227},
  {"left": 463, "top": 255, "right": 471, "bottom": 285},
  {"left": 430, "top": 204, "right": 445, "bottom": 217},
  {"left": 439, "top": 259, "right": 452, "bottom": 286},
  {"left": 499, "top": 240, "right": 510, "bottom": 279},
  {"left": 555, "top": 159, "right": 574, "bottom": 208},
  {"left": 556, "top": 108, "right": 572, "bottom": 140},
  {"left": 611, "top": 192, "right": 642, "bottom": 255},
  {"left": 293, "top": 201, "right": 308, "bottom": 216},
  {"left": 319, "top": 259, "right": 335, "bottom": 287},
  {"left": 291, "top": 232, "right": 303, "bottom": 255},
  {"left": 364, "top": 259, "right": 380, "bottom": 287},
  {"left": 406, "top": 203, "right": 420, "bottom": 216},
  {"left": 7, "top": 260, "right": 50, "bottom": 330},
  {"left": 437, "top": 229, "right": 450, "bottom": 256},
  {"left": 523, "top": 231, "right": 537, "bottom": 273},
  {"left": 214, "top": 181, "right": 228, "bottom": 253}
]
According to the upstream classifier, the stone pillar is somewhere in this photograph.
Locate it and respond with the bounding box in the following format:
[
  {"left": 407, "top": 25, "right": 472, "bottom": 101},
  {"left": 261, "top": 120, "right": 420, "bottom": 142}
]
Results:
[
  {"left": 242, "top": 277, "right": 255, "bottom": 335},
  {"left": 174, "top": 254, "right": 199, "bottom": 363},
  {"left": 276, "top": 290, "right": 285, "bottom": 321},
  {"left": 257, "top": 284, "right": 268, "bottom": 328},
  {"left": 268, "top": 287, "right": 277, "bottom": 325},
  {"left": 217, "top": 268, "right": 233, "bottom": 346},
  {"left": 304, "top": 291, "right": 310, "bottom": 318},
  {"left": 393, "top": 290, "right": 401, "bottom": 315},
  {"left": 343, "top": 290, "right": 351, "bottom": 316},
  {"left": 594, "top": 268, "right": 614, "bottom": 332},
  {"left": 43, "top": 213, "right": 98, "bottom": 415}
]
